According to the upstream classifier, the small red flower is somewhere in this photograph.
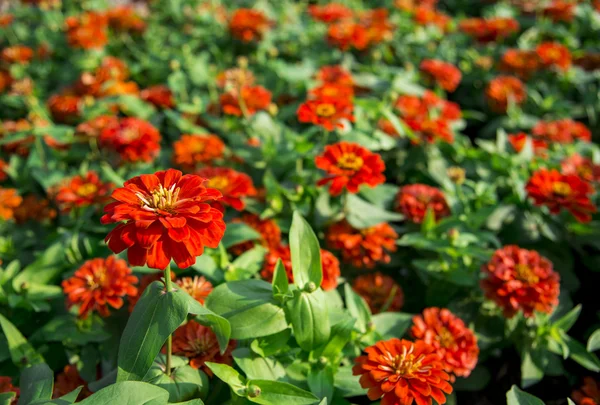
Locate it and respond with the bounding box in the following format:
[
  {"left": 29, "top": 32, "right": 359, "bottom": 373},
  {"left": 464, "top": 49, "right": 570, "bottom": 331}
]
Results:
[
  {"left": 326, "top": 220, "right": 397, "bottom": 268},
  {"left": 1, "top": 45, "right": 34, "bottom": 64},
  {"left": 481, "top": 245, "right": 560, "bottom": 318},
  {"left": 102, "top": 169, "right": 226, "bottom": 269},
  {"left": 309, "top": 83, "right": 354, "bottom": 100},
  {"left": 13, "top": 195, "right": 56, "bottom": 224},
  {"left": 173, "top": 134, "right": 225, "bottom": 170},
  {"left": 99, "top": 117, "right": 161, "bottom": 163},
  {"left": 308, "top": 3, "right": 353, "bottom": 23},
  {"left": 396, "top": 184, "right": 450, "bottom": 224},
  {"left": 532, "top": 119, "right": 591, "bottom": 144},
  {"left": 0, "top": 14, "right": 13, "bottom": 28},
  {"left": 561, "top": 154, "right": 600, "bottom": 183},
  {"left": 460, "top": 17, "right": 519, "bottom": 43},
  {"left": 413, "top": 6, "right": 451, "bottom": 31},
  {"left": 508, "top": 133, "right": 548, "bottom": 156},
  {"left": 171, "top": 320, "right": 236, "bottom": 376},
  {"left": 176, "top": 276, "right": 213, "bottom": 304},
  {"left": 140, "top": 85, "right": 175, "bottom": 109},
  {"left": 298, "top": 98, "right": 354, "bottom": 131},
  {"left": 0, "top": 188, "right": 22, "bottom": 221},
  {"left": 526, "top": 168, "right": 597, "bottom": 223},
  {"left": 65, "top": 11, "right": 108, "bottom": 50},
  {"left": 62, "top": 256, "right": 138, "bottom": 318},
  {"left": 572, "top": 377, "right": 600, "bottom": 405},
  {"left": 196, "top": 167, "right": 257, "bottom": 211},
  {"left": 229, "top": 9, "right": 272, "bottom": 42},
  {"left": 420, "top": 59, "right": 462, "bottom": 92},
  {"left": 76, "top": 115, "right": 119, "bottom": 138},
  {"left": 220, "top": 85, "right": 272, "bottom": 116},
  {"left": 536, "top": 42, "right": 572, "bottom": 70},
  {"left": 0, "top": 376, "right": 18, "bottom": 404},
  {"left": 353, "top": 338, "right": 453, "bottom": 405},
  {"left": 230, "top": 213, "right": 281, "bottom": 255},
  {"left": 52, "top": 365, "right": 92, "bottom": 400},
  {"left": 315, "top": 142, "right": 385, "bottom": 196},
  {"left": 326, "top": 21, "right": 370, "bottom": 51},
  {"left": 486, "top": 76, "right": 526, "bottom": 113},
  {"left": 411, "top": 308, "right": 479, "bottom": 378},
  {"left": 542, "top": 0, "right": 576, "bottom": 22},
  {"left": 53, "top": 171, "right": 112, "bottom": 213},
  {"left": 352, "top": 272, "right": 404, "bottom": 314},
  {"left": 47, "top": 94, "right": 82, "bottom": 124},
  {"left": 500, "top": 49, "right": 540, "bottom": 78},
  {"left": 316, "top": 65, "right": 354, "bottom": 87},
  {"left": 106, "top": 6, "right": 146, "bottom": 33}
]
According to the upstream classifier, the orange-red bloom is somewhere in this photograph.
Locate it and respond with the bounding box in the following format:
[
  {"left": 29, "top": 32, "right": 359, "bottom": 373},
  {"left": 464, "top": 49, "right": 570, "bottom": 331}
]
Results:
[
  {"left": 326, "top": 220, "right": 398, "bottom": 268},
  {"left": 230, "top": 213, "right": 281, "bottom": 255},
  {"left": 173, "top": 134, "right": 225, "bottom": 170},
  {"left": 396, "top": 184, "right": 450, "bottom": 224},
  {"left": 532, "top": 119, "right": 591, "bottom": 144},
  {"left": 352, "top": 272, "right": 404, "bottom": 314},
  {"left": 536, "top": 42, "right": 571, "bottom": 70},
  {"left": 106, "top": 6, "right": 146, "bottom": 33},
  {"left": 508, "top": 133, "right": 548, "bottom": 156},
  {"left": 315, "top": 142, "right": 385, "bottom": 196},
  {"left": 419, "top": 59, "right": 462, "bottom": 92},
  {"left": 459, "top": 17, "right": 519, "bottom": 43},
  {"left": 47, "top": 94, "right": 82, "bottom": 124},
  {"left": 65, "top": 11, "right": 108, "bottom": 50},
  {"left": 76, "top": 115, "right": 119, "bottom": 138},
  {"left": 310, "top": 83, "right": 354, "bottom": 100},
  {"left": 572, "top": 377, "right": 600, "bottom": 405},
  {"left": 62, "top": 256, "right": 138, "bottom": 318},
  {"left": 229, "top": 9, "right": 272, "bottom": 42},
  {"left": 0, "top": 14, "right": 13, "bottom": 28},
  {"left": 140, "top": 85, "right": 175, "bottom": 109},
  {"left": 1, "top": 45, "right": 34, "bottom": 64},
  {"left": 99, "top": 117, "right": 161, "bottom": 163},
  {"left": 0, "top": 376, "right": 18, "bottom": 404},
  {"left": 481, "top": 245, "right": 560, "bottom": 318},
  {"left": 353, "top": 338, "right": 453, "bottom": 405},
  {"left": 196, "top": 167, "right": 257, "bottom": 211},
  {"left": 220, "top": 85, "right": 272, "bottom": 116},
  {"left": 171, "top": 320, "right": 236, "bottom": 375},
  {"left": 526, "top": 168, "right": 597, "bottom": 223},
  {"left": 52, "top": 365, "right": 92, "bottom": 400},
  {"left": 0, "top": 188, "right": 22, "bottom": 221},
  {"left": 542, "top": 0, "right": 576, "bottom": 22},
  {"left": 326, "top": 21, "right": 370, "bottom": 51},
  {"left": 316, "top": 65, "right": 354, "bottom": 87},
  {"left": 53, "top": 171, "right": 112, "bottom": 213},
  {"left": 176, "top": 276, "right": 213, "bottom": 304},
  {"left": 308, "top": 3, "right": 353, "bottom": 23},
  {"left": 411, "top": 308, "right": 479, "bottom": 378},
  {"left": 413, "top": 6, "right": 451, "bottom": 31},
  {"left": 297, "top": 97, "right": 354, "bottom": 131},
  {"left": 102, "top": 169, "right": 226, "bottom": 269},
  {"left": 486, "top": 76, "right": 526, "bottom": 113},
  {"left": 13, "top": 195, "right": 57, "bottom": 224},
  {"left": 561, "top": 154, "right": 600, "bottom": 183},
  {"left": 500, "top": 49, "right": 540, "bottom": 78}
]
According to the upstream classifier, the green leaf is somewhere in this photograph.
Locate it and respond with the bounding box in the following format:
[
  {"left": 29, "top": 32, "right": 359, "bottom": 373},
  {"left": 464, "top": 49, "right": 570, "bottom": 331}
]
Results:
[
  {"left": 250, "top": 330, "right": 291, "bottom": 358},
  {"left": 77, "top": 381, "right": 169, "bottom": 405},
  {"left": 289, "top": 211, "right": 322, "bottom": 288},
  {"left": 345, "top": 194, "right": 403, "bottom": 229},
  {"left": 0, "top": 313, "right": 43, "bottom": 366},
  {"left": 587, "top": 329, "right": 600, "bottom": 352},
  {"left": 116, "top": 281, "right": 189, "bottom": 382},
  {"left": 272, "top": 259, "right": 291, "bottom": 302},
  {"left": 343, "top": 284, "right": 371, "bottom": 334},
  {"left": 206, "top": 280, "right": 288, "bottom": 340},
  {"left": 145, "top": 355, "right": 208, "bottom": 402},
  {"left": 520, "top": 350, "right": 544, "bottom": 388},
  {"left": 12, "top": 243, "right": 66, "bottom": 292},
  {"left": 307, "top": 367, "right": 334, "bottom": 402},
  {"left": 452, "top": 366, "right": 491, "bottom": 391},
  {"left": 333, "top": 366, "right": 366, "bottom": 398},
  {"left": 227, "top": 246, "right": 267, "bottom": 281},
  {"left": 233, "top": 348, "right": 286, "bottom": 380},
  {"left": 371, "top": 312, "right": 413, "bottom": 340},
  {"left": 287, "top": 290, "right": 330, "bottom": 351},
  {"left": 421, "top": 206, "right": 436, "bottom": 234},
  {"left": 563, "top": 334, "right": 600, "bottom": 372},
  {"left": 205, "top": 362, "right": 246, "bottom": 396},
  {"left": 316, "top": 317, "right": 355, "bottom": 360},
  {"left": 18, "top": 363, "right": 53, "bottom": 405},
  {"left": 246, "top": 379, "right": 319, "bottom": 405},
  {"left": 33, "top": 316, "right": 110, "bottom": 346},
  {"left": 506, "top": 385, "right": 544, "bottom": 405},
  {"left": 553, "top": 305, "right": 581, "bottom": 332},
  {"left": 191, "top": 254, "right": 222, "bottom": 283},
  {"left": 117, "top": 95, "right": 156, "bottom": 120},
  {"left": 222, "top": 223, "right": 261, "bottom": 248},
  {"left": 0, "top": 393, "right": 16, "bottom": 405}
]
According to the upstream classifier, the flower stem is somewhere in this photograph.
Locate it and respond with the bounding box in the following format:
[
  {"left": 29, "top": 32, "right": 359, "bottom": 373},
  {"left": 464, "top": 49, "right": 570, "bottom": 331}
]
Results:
[{"left": 164, "top": 265, "right": 173, "bottom": 377}]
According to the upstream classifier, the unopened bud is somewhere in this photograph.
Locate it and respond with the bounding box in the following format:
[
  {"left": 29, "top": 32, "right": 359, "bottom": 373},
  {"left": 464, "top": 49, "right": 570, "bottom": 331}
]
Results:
[
  {"left": 304, "top": 282, "right": 317, "bottom": 293},
  {"left": 447, "top": 166, "right": 465, "bottom": 185},
  {"left": 237, "top": 56, "right": 248, "bottom": 69},
  {"left": 247, "top": 385, "right": 261, "bottom": 398}
]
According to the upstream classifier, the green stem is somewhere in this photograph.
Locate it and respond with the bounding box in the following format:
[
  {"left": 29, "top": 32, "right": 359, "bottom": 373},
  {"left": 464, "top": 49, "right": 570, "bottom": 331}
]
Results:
[{"left": 164, "top": 265, "right": 173, "bottom": 377}]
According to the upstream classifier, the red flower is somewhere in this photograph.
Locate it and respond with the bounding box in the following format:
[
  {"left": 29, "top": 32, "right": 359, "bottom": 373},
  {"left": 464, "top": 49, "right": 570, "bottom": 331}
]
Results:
[
  {"left": 532, "top": 119, "right": 591, "bottom": 144},
  {"left": 419, "top": 59, "right": 462, "bottom": 92},
  {"left": 140, "top": 85, "right": 175, "bottom": 109},
  {"left": 460, "top": 17, "right": 519, "bottom": 43},
  {"left": 308, "top": 3, "right": 353, "bottom": 23},
  {"left": 176, "top": 276, "right": 213, "bottom": 304},
  {"left": 359, "top": 9, "right": 394, "bottom": 44},
  {"left": 62, "top": 256, "right": 138, "bottom": 318},
  {"left": 99, "top": 117, "right": 161, "bottom": 163},
  {"left": 53, "top": 171, "right": 112, "bottom": 213},
  {"left": 536, "top": 42, "right": 572, "bottom": 70},
  {"left": 0, "top": 188, "right": 22, "bottom": 221},
  {"left": 561, "top": 154, "right": 600, "bottom": 183},
  {"left": 326, "top": 21, "right": 370, "bottom": 51},
  {"left": 310, "top": 83, "right": 354, "bottom": 100},
  {"left": 230, "top": 213, "right": 281, "bottom": 255},
  {"left": 0, "top": 376, "right": 18, "bottom": 404},
  {"left": 508, "top": 133, "right": 548, "bottom": 156},
  {"left": 13, "top": 195, "right": 56, "bottom": 224},
  {"left": 106, "top": 6, "right": 146, "bottom": 33},
  {"left": 171, "top": 320, "right": 236, "bottom": 376},
  {"left": 413, "top": 6, "right": 451, "bottom": 31},
  {"left": 352, "top": 272, "right": 404, "bottom": 314},
  {"left": 0, "top": 159, "right": 7, "bottom": 182},
  {"left": 396, "top": 184, "right": 450, "bottom": 224},
  {"left": 47, "top": 94, "right": 82, "bottom": 124},
  {"left": 408, "top": 118, "right": 454, "bottom": 144},
  {"left": 315, "top": 142, "right": 385, "bottom": 196},
  {"left": 1, "top": 45, "right": 34, "bottom": 64},
  {"left": 52, "top": 365, "right": 92, "bottom": 400},
  {"left": 65, "top": 12, "right": 108, "bottom": 50},
  {"left": 102, "top": 169, "right": 226, "bottom": 269},
  {"left": 326, "top": 220, "right": 397, "bottom": 268},
  {"left": 316, "top": 65, "right": 353, "bottom": 87},
  {"left": 298, "top": 98, "right": 354, "bottom": 131},
  {"left": 572, "top": 377, "right": 600, "bottom": 405},
  {"left": 173, "top": 134, "right": 225, "bottom": 170},
  {"left": 500, "top": 49, "right": 540, "bottom": 78},
  {"left": 220, "top": 85, "right": 272, "bottom": 116},
  {"left": 481, "top": 245, "right": 560, "bottom": 318},
  {"left": 486, "top": 76, "right": 526, "bottom": 113},
  {"left": 542, "top": 0, "right": 576, "bottom": 22},
  {"left": 261, "top": 245, "right": 340, "bottom": 291},
  {"left": 229, "top": 9, "right": 272, "bottom": 42},
  {"left": 196, "top": 167, "right": 257, "bottom": 211},
  {"left": 411, "top": 308, "right": 479, "bottom": 378},
  {"left": 76, "top": 115, "right": 119, "bottom": 138},
  {"left": 526, "top": 168, "right": 596, "bottom": 223},
  {"left": 353, "top": 338, "right": 453, "bottom": 405}
]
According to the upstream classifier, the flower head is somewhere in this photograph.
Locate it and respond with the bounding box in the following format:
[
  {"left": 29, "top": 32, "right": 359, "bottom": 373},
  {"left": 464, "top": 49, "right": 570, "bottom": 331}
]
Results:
[
  {"left": 460, "top": 17, "right": 519, "bottom": 43},
  {"left": 230, "top": 213, "right": 281, "bottom": 255},
  {"left": 106, "top": 6, "right": 146, "bottom": 33},
  {"left": 396, "top": 184, "right": 450, "bottom": 224},
  {"left": 308, "top": 3, "right": 353, "bottom": 23},
  {"left": 176, "top": 276, "right": 213, "bottom": 304},
  {"left": 326, "top": 21, "right": 370, "bottom": 51},
  {"left": 217, "top": 68, "right": 255, "bottom": 90},
  {"left": 561, "top": 154, "right": 600, "bottom": 183},
  {"left": 419, "top": 59, "right": 462, "bottom": 92},
  {"left": 140, "top": 85, "right": 175, "bottom": 109},
  {"left": 99, "top": 117, "right": 161, "bottom": 163},
  {"left": 173, "top": 134, "right": 225, "bottom": 170},
  {"left": 352, "top": 272, "right": 404, "bottom": 314},
  {"left": 572, "top": 377, "right": 600, "bottom": 405},
  {"left": 52, "top": 365, "right": 92, "bottom": 400},
  {"left": 542, "top": 0, "right": 576, "bottom": 22},
  {"left": 65, "top": 11, "right": 108, "bottom": 49},
  {"left": 76, "top": 115, "right": 119, "bottom": 138},
  {"left": 220, "top": 85, "right": 272, "bottom": 116},
  {"left": 0, "top": 188, "right": 22, "bottom": 221},
  {"left": 13, "top": 195, "right": 56, "bottom": 224},
  {"left": 310, "top": 83, "right": 354, "bottom": 100},
  {"left": 500, "top": 49, "right": 540, "bottom": 78},
  {"left": 536, "top": 42, "right": 571, "bottom": 70},
  {"left": 532, "top": 119, "right": 591, "bottom": 144},
  {"left": 47, "top": 94, "right": 82, "bottom": 124},
  {"left": 297, "top": 98, "right": 354, "bottom": 131},
  {"left": 53, "top": 171, "right": 112, "bottom": 213},
  {"left": 413, "top": 6, "right": 451, "bottom": 31},
  {"left": 486, "top": 76, "right": 526, "bottom": 113},
  {"left": 102, "top": 169, "right": 226, "bottom": 269},
  {"left": 1, "top": 45, "right": 34, "bottom": 64},
  {"left": 196, "top": 167, "right": 257, "bottom": 211},
  {"left": 229, "top": 9, "right": 272, "bottom": 42}
]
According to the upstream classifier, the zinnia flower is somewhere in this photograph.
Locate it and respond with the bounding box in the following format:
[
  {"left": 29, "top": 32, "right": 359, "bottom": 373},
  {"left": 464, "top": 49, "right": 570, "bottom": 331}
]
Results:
[
  {"left": 309, "top": 83, "right": 354, "bottom": 100},
  {"left": 561, "top": 154, "right": 600, "bottom": 183},
  {"left": 1, "top": 45, "right": 34, "bottom": 64},
  {"left": 52, "top": 365, "right": 92, "bottom": 400},
  {"left": 172, "top": 134, "right": 225, "bottom": 171},
  {"left": 106, "top": 6, "right": 146, "bottom": 33},
  {"left": 140, "top": 85, "right": 175, "bottom": 109},
  {"left": 102, "top": 169, "right": 226, "bottom": 269},
  {"left": 419, "top": 59, "right": 462, "bottom": 92},
  {"left": 536, "top": 42, "right": 571, "bottom": 70},
  {"left": 500, "top": 49, "right": 540, "bottom": 78},
  {"left": 396, "top": 184, "right": 450, "bottom": 224},
  {"left": 308, "top": 3, "right": 353, "bottom": 23},
  {"left": 47, "top": 94, "right": 82, "bottom": 124},
  {"left": 572, "top": 377, "right": 600, "bottom": 405},
  {"left": 176, "top": 276, "right": 213, "bottom": 304},
  {"left": 316, "top": 65, "right": 353, "bottom": 87},
  {"left": 352, "top": 272, "right": 404, "bottom": 314},
  {"left": 460, "top": 17, "right": 519, "bottom": 43},
  {"left": 411, "top": 308, "right": 479, "bottom": 378},
  {"left": 229, "top": 9, "right": 272, "bottom": 42},
  {"left": 220, "top": 85, "right": 272, "bottom": 116},
  {"left": 486, "top": 76, "right": 526, "bottom": 113},
  {"left": 62, "top": 256, "right": 138, "bottom": 318},
  {"left": 53, "top": 171, "right": 112, "bottom": 213},
  {"left": 353, "top": 338, "right": 453, "bottom": 405},
  {"left": 532, "top": 119, "right": 591, "bottom": 144},
  {"left": 76, "top": 115, "right": 119, "bottom": 138},
  {"left": 315, "top": 142, "right": 385, "bottom": 196},
  {"left": 326, "top": 21, "right": 370, "bottom": 51},
  {"left": 13, "top": 195, "right": 56, "bottom": 224},
  {"left": 99, "top": 117, "right": 161, "bottom": 163},
  {"left": 298, "top": 98, "right": 354, "bottom": 131},
  {"left": 230, "top": 213, "right": 281, "bottom": 255},
  {"left": 413, "top": 6, "right": 451, "bottom": 31},
  {"left": 65, "top": 11, "right": 108, "bottom": 49},
  {"left": 525, "top": 168, "right": 597, "bottom": 223},
  {"left": 481, "top": 245, "right": 560, "bottom": 318},
  {"left": 196, "top": 167, "right": 257, "bottom": 211},
  {"left": 0, "top": 188, "right": 22, "bottom": 221},
  {"left": 216, "top": 68, "right": 255, "bottom": 90},
  {"left": 326, "top": 220, "right": 397, "bottom": 268}
]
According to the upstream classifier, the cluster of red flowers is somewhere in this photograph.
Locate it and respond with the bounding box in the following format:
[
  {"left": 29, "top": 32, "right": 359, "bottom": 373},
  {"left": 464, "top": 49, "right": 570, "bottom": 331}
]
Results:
[
  {"left": 52, "top": 171, "right": 112, "bottom": 213},
  {"left": 396, "top": 184, "right": 450, "bottom": 224},
  {"left": 419, "top": 59, "right": 462, "bottom": 92},
  {"left": 508, "top": 132, "right": 548, "bottom": 156},
  {"left": 459, "top": 17, "right": 520, "bottom": 43},
  {"left": 532, "top": 118, "right": 591, "bottom": 144},
  {"left": 501, "top": 42, "right": 572, "bottom": 78},
  {"left": 229, "top": 8, "right": 272, "bottom": 42},
  {"left": 352, "top": 272, "right": 404, "bottom": 314},
  {"left": 486, "top": 75, "right": 526, "bottom": 113}
]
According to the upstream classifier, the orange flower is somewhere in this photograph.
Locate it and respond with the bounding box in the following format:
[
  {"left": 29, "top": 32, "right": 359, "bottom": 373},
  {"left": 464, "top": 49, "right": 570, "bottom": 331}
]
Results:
[
  {"left": 99, "top": 80, "right": 139, "bottom": 97},
  {"left": 140, "top": 85, "right": 175, "bottom": 109},
  {"left": 508, "top": 132, "right": 548, "bottom": 155},
  {"left": 411, "top": 308, "right": 479, "bottom": 378},
  {"left": 102, "top": 169, "right": 226, "bottom": 269},
  {"left": 316, "top": 65, "right": 354, "bottom": 87},
  {"left": 359, "top": 9, "right": 394, "bottom": 44},
  {"left": 196, "top": 167, "right": 257, "bottom": 211},
  {"left": 353, "top": 338, "right": 453, "bottom": 405},
  {"left": 532, "top": 119, "right": 591, "bottom": 144},
  {"left": 315, "top": 142, "right": 385, "bottom": 196},
  {"left": 99, "top": 117, "right": 161, "bottom": 163},
  {"left": 230, "top": 213, "right": 281, "bottom": 255},
  {"left": 460, "top": 17, "right": 519, "bottom": 43},
  {"left": 220, "top": 85, "right": 272, "bottom": 116},
  {"left": 536, "top": 42, "right": 572, "bottom": 70},
  {"left": 326, "top": 21, "right": 370, "bottom": 51},
  {"left": 352, "top": 272, "right": 404, "bottom": 314},
  {"left": 396, "top": 184, "right": 450, "bottom": 224},
  {"left": 13, "top": 195, "right": 56, "bottom": 224},
  {"left": 326, "top": 220, "right": 397, "bottom": 268},
  {"left": 65, "top": 11, "right": 108, "bottom": 49},
  {"left": 229, "top": 9, "right": 272, "bottom": 42},
  {"left": 310, "top": 83, "right": 354, "bottom": 100},
  {"left": 297, "top": 97, "right": 354, "bottom": 131},
  {"left": 1, "top": 45, "right": 34, "bottom": 64},
  {"left": 261, "top": 245, "right": 340, "bottom": 291},
  {"left": 408, "top": 118, "right": 454, "bottom": 144},
  {"left": 542, "top": 0, "right": 576, "bottom": 22},
  {"left": 526, "top": 168, "right": 597, "bottom": 223},
  {"left": 216, "top": 68, "right": 255, "bottom": 90},
  {"left": 0, "top": 70, "right": 12, "bottom": 93},
  {"left": 413, "top": 6, "right": 451, "bottom": 31},
  {"left": 106, "top": 6, "right": 146, "bottom": 33},
  {"left": 76, "top": 115, "right": 119, "bottom": 138},
  {"left": 396, "top": 0, "right": 438, "bottom": 11},
  {"left": 173, "top": 134, "right": 225, "bottom": 170},
  {"left": 176, "top": 276, "right": 213, "bottom": 304},
  {"left": 572, "top": 377, "right": 600, "bottom": 405},
  {"left": 481, "top": 245, "right": 560, "bottom": 318},
  {"left": 308, "top": 3, "right": 353, "bottom": 23},
  {"left": 62, "top": 256, "right": 138, "bottom": 318},
  {"left": 0, "top": 14, "right": 14, "bottom": 28},
  {"left": 47, "top": 94, "right": 82, "bottom": 124},
  {"left": 171, "top": 320, "right": 236, "bottom": 375},
  {"left": 0, "top": 188, "right": 22, "bottom": 221},
  {"left": 53, "top": 171, "right": 112, "bottom": 213},
  {"left": 0, "top": 376, "right": 18, "bottom": 404},
  {"left": 561, "top": 154, "right": 600, "bottom": 183},
  {"left": 420, "top": 59, "right": 462, "bottom": 92},
  {"left": 52, "top": 365, "right": 91, "bottom": 400},
  {"left": 500, "top": 49, "right": 540, "bottom": 78},
  {"left": 486, "top": 76, "right": 526, "bottom": 113}
]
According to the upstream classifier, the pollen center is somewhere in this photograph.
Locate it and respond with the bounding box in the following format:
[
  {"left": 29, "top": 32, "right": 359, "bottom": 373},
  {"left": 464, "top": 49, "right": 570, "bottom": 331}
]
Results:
[
  {"left": 515, "top": 264, "right": 539, "bottom": 284},
  {"left": 388, "top": 352, "right": 427, "bottom": 377},
  {"left": 119, "top": 128, "right": 141, "bottom": 142},
  {"left": 137, "top": 184, "right": 180, "bottom": 212},
  {"left": 337, "top": 153, "right": 364, "bottom": 171},
  {"left": 552, "top": 181, "right": 571, "bottom": 197},
  {"left": 206, "top": 176, "right": 229, "bottom": 190},
  {"left": 77, "top": 183, "right": 98, "bottom": 197},
  {"left": 437, "top": 327, "right": 455, "bottom": 348},
  {"left": 316, "top": 103, "right": 337, "bottom": 117}
]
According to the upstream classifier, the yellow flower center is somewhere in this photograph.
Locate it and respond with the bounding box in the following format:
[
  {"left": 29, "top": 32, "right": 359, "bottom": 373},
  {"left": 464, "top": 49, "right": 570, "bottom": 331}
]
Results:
[
  {"left": 337, "top": 153, "right": 364, "bottom": 171},
  {"left": 381, "top": 345, "right": 429, "bottom": 378},
  {"left": 77, "top": 183, "right": 98, "bottom": 197},
  {"left": 552, "top": 181, "right": 571, "bottom": 197},
  {"left": 119, "top": 128, "right": 140, "bottom": 142},
  {"left": 515, "top": 264, "right": 539, "bottom": 284},
  {"left": 437, "top": 327, "right": 455, "bottom": 348},
  {"left": 86, "top": 268, "right": 107, "bottom": 290},
  {"left": 137, "top": 184, "right": 181, "bottom": 212},
  {"left": 191, "top": 140, "right": 206, "bottom": 153},
  {"left": 316, "top": 103, "right": 337, "bottom": 117},
  {"left": 206, "top": 175, "right": 229, "bottom": 190}
]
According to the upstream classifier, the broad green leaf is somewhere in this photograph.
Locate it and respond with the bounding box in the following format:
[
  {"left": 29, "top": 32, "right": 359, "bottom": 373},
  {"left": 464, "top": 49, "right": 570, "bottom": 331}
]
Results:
[
  {"left": 0, "top": 314, "right": 43, "bottom": 366},
  {"left": 221, "top": 223, "right": 261, "bottom": 248},
  {"left": 287, "top": 290, "right": 330, "bottom": 352},
  {"left": 0, "top": 393, "right": 16, "bottom": 405},
  {"left": 246, "top": 379, "right": 319, "bottom": 405},
  {"left": 33, "top": 316, "right": 110, "bottom": 346},
  {"left": 587, "top": 329, "right": 600, "bottom": 352},
  {"left": 205, "top": 362, "right": 246, "bottom": 396},
  {"left": 307, "top": 367, "right": 334, "bottom": 402},
  {"left": 420, "top": 206, "right": 436, "bottom": 234},
  {"left": 250, "top": 330, "right": 291, "bottom": 358},
  {"left": 333, "top": 366, "right": 366, "bottom": 398},
  {"left": 272, "top": 259, "right": 291, "bottom": 302},
  {"left": 12, "top": 243, "right": 66, "bottom": 292},
  {"left": 233, "top": 348, "right": 286, "bottom": 380},
  {"left": 145, "top": 355, "right": 208, "bottom": 402},
  {"left": 77, "top": 381, "right": 169, "bottom": 405},
  {"left": 345, "top": 194, "right": 403, "bottom": 229},
  {"left": 116, "top": 282, "right": 189, "bottom": 382},
  {"left": 227, "top": 246, "right": 267, "bottom": 281},
  {"left": 317, "top": 317, "right": 355, "bottom": 360},
  {"left": 28, "top": 387, "right": 82, "bottom": 404},
  {"left": 506, "top": 385, "right": 544, "bottom": 405},
  {"left": 372, "top": 312, "right": 413, "bottom": 340},
  {"left": 520, "top": 350, "right": 544, "bottom": 388},
  {"left": 191, "top": 254, "right": 222, "bottom": 283},
  {"left": 452, "top": 366, "right": 491, "bottom": 392},
  {"left": 18, "top": 363, "right": 53, "bottom": 405},
  {"left": 343, "top": 284, "right": 371, "bottom": 334},
  {"left": 289, "top": 211, "right": 322, "bottom": 288},
  {"left": 553, "top": 305, "right": 581, "bottom": 332},
  {"left": 563, "top": 334, "right": 600, "bottom": 372}
]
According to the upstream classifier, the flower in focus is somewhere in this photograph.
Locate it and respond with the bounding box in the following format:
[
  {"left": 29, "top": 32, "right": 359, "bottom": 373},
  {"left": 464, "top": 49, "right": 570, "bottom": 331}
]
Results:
[
  {"left": 526, "top": 168, "right": 596, "bottom": 223},
  {"left": 230, "top": 213, "right": 281, "bottom": 255},
  {"left": 99, "top": 117, "right": 161, "bottom": 163},
  {"left": 47, "top": 94, "right": 82, "bottom": 124},
  {"left": 297, "top": 98, "right": 354, "bottom": 131},
  {"left": 508, "top": 133, "right": 548, "bottom": 156},
  {"left": 13, "top": 195, "right": 57, "bottom": 224},
  {"left": 411, "top": 308, "right": 479, "bottom": 378},
  {"left": 53, "top": 171, "right": 112, "bottom": 213},
  {"left": 176, "top": 276, "right": 213, "bottom": 304},
  {"left": 352, "top": 272, "right": 404, "bottom": 314},
  {"left": 315, "top": 142, "right": 385, "bottom": 196},
  {"left": 0, "top": 376, "right": 18, "bottom": 404},
  {"left": 0, "top": 188, "right": 22, "bottom": 221},
  {"left": 140, "top": 85, "right": 175, "bottom": 109},
  {"left": 561, "top": 154, "right": 600, "bottom": 183},
  {"left": 326, "top": 220, "right": 397, "bottom": 268},
  {"left": 459, "top": 17, "right": 519, "bottom": 43},
  {"left": 536, "top": 42, "right": 571, "bottom": 70},
  {"left": 481, "top": 245, "right": 560, "bottom": 318},
  {"left": 52, "top": 365, "right": 92, "bottom": 400},
  {"left": 196, "top": 167, "right": 257, "bottom": 211},
  {"left": 65, "top": 11, "right": 108, "bottom": 49},
  {"left": 102, "top": 169, "right": 226, "bottom": 269},
  {"left": 532, "top": 119, "right": 591, "bottom": 144},
  {"left": 308, "top": 3, "right": 353, "bottom": 23},
  {"left": 229, "top": 9, "right": 272, "bottom": 42},
  {"left": 106, "top": 6, "right": 146, "bottom": 33},
  {"left": 572, "top": 377, "right": 600, "bottom": 405},
  {"left": 173, "top": 135, "right": 225, "bottom": 170},
  {"left": 316, "top": 65, "right": 354, "bottom": 87},
  {"left": 419, "top": 59, "right": 462, "bottom": 92},
  {"left": 1, "top": 45, "right": 34, "bottom": 64},
  {"left": 171, "top": 320, "right": 236, "bottom": 376},
  {"left": 220, "top": 85, "right": 272, "bottom": 116},
  {"left": 500, "top": 49, "right": 540, "bottom": 78},
  {"left": 62, "top": 256, "right": 138, "bottom": 318},
  {"left": 353, "top": 338, "right": 453, "bottom": 405},
  {"left": 486, "top": 76, "right": 526, "bottom": 113},
  {"left": 396, "top": 184, "right": 450, "bottom": 224}
]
